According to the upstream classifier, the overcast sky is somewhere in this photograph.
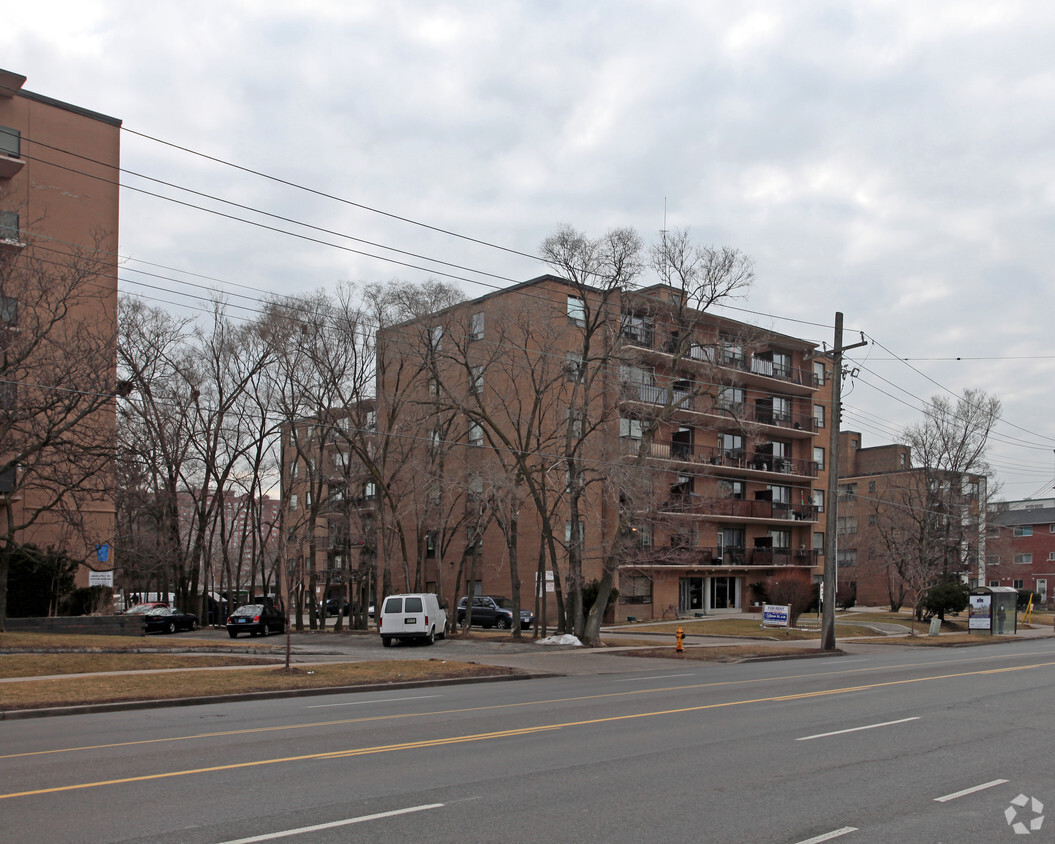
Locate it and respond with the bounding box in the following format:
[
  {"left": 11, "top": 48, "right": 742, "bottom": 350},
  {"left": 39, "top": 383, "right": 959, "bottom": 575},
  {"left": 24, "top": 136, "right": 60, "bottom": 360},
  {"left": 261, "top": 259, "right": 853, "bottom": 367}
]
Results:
[{"left": 3, "top": 0, "right": 1054, "bottom": 498}]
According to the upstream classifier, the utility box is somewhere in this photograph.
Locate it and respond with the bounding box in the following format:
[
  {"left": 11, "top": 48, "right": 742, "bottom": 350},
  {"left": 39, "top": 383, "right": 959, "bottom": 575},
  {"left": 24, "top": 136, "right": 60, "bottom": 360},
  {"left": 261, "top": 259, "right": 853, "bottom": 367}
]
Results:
[{"left": 968, "top": 586, "right": 1018, "bottom": 635}]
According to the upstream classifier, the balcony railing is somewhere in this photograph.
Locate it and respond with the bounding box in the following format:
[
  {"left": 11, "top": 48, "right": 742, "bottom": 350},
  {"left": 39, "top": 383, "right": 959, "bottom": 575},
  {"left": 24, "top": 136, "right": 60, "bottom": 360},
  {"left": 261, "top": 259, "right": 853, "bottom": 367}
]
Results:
[
  {"left": 620, "top": 545, "right": 819, "bottom": 568},
  {"left": 661, "top": 496, "right": 818, "bottom": 522},
  {"left": 623, "top": 438, "right": 819, "bottom": 478}
]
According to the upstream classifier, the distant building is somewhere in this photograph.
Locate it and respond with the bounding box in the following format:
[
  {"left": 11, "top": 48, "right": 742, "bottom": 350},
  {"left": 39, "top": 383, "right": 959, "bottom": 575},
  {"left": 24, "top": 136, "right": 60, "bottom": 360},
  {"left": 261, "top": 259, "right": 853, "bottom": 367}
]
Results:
[
  {"left": 835, "top": 431, "right": 987, "bottom": 607},
  {"left": 987, "top": 498, "right": 1055, "bottom": 606},
  {"left": 0, "top": 68, "right": 121, "bottom": 590}
]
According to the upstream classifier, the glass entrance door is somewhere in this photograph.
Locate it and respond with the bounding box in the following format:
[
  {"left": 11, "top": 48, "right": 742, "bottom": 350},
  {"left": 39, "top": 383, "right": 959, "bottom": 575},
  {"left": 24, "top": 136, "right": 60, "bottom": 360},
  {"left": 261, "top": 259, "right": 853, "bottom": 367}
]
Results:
[
  {"left": 710, "top": 576, "right": 739, "bottom": 609},
  {"left": 679, "top": 577, "right": 704, "bottom": 614}
]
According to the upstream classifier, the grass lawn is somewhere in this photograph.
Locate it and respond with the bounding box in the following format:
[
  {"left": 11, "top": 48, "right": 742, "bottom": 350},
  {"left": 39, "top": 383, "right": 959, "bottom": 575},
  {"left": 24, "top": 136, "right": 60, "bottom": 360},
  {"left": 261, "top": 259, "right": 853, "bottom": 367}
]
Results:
[
  {"left": 0, "top": 660, "right": 519, "bottom": 711},
  {"left": 0, "top": 632, "right": 283, "bottom": 652},
  {"left": 620, "top": 618, "right": 882, "bottom": 638},
  {"left": 0, "top": 653, "right": 282, "bottom": 679}
]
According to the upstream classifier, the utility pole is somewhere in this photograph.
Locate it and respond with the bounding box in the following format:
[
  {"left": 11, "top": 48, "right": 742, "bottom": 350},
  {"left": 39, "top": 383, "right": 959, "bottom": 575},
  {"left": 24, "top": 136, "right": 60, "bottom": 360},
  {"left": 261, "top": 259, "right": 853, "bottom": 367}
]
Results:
[{"left": 819, "top": 312, "right": 866, "bottom": 651}]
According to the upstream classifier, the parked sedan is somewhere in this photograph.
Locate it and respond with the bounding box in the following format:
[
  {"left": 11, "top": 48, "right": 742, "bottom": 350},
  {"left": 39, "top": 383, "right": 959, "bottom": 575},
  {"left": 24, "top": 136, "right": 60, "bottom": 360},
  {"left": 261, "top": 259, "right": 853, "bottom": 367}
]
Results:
[
  {"left": 226, "top": 603, "right": 286, "bottom": 638},
  {"left": 143, "top": 606, "right": 198, "bottom": 634},
  {"left": 121, "top": 602, "right": 168, "bottom": 615},
  {"left": 456, "top": 595, "right": 534, "bottom": 630}
]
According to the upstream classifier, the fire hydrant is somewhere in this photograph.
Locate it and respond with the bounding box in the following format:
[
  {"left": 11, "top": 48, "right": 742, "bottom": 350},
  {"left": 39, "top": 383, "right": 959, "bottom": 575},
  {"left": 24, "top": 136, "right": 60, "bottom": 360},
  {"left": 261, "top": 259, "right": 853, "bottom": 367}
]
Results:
[{"left": 675, "top": 626, "right": 684, "bottom": 653}]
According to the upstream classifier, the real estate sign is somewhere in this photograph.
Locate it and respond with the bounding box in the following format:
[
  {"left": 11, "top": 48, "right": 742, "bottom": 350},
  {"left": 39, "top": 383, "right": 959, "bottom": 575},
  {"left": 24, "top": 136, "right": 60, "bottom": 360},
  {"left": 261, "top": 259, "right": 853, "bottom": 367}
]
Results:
[{"left": 762, "top": 604, "right": 790, "bottom": 628}]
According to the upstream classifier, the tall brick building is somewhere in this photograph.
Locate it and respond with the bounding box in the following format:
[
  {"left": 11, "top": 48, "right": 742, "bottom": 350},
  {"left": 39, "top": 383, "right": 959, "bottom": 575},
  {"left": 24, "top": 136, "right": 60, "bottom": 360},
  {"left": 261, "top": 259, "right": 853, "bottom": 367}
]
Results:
[
  {"left": 0, "top": 68, "right": 120, "bottom": 595},
  {"left": 373, "top": 275, "right": 833, "bottom": 622}
]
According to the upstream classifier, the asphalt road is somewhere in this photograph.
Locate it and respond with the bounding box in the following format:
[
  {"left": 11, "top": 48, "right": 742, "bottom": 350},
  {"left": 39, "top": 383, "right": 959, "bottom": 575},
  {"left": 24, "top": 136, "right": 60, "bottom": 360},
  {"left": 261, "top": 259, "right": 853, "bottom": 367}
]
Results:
[{"left": 1, "top": 638, "right": 1053, "bottom": 843}]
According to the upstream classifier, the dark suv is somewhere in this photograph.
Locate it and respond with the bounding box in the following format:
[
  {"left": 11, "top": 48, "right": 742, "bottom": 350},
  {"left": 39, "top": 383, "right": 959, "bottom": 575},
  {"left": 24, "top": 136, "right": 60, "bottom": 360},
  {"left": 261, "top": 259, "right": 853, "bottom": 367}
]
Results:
[{"left": 457, "top": 595, "right": 533, "bottom": 630}]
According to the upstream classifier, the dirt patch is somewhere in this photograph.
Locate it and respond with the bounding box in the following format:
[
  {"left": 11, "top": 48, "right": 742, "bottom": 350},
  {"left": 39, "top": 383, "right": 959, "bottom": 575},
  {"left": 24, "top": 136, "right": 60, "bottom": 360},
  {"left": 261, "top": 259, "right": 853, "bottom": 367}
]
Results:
[
  {"left": 615, "top": 645, "right": 825, "bottom": 662},
  {"left": 0, "top": 653, "right": 280, "bottom": 678},
  {"left": 0, "top": 659, "right": 519, "bottom": 711}
]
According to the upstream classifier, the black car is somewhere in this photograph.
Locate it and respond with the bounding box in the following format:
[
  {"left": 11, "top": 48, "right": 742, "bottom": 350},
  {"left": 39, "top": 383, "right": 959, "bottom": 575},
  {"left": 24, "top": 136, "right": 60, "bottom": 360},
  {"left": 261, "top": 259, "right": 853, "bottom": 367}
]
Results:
[
  {"left": 456, "top": 595, "right": 534, "bottom": 630},
  {"left": 226, "top": 603, "right": 286, "bottom": 638},
  {"left": 143, "top": 606, "right": 198, "bottom": 634}
]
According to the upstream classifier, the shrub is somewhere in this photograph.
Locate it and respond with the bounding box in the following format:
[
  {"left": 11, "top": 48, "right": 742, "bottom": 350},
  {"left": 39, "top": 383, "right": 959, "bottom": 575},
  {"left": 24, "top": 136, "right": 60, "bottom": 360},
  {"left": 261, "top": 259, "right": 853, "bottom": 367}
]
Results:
[
  {"left": 764, "top": 577, "right": 812, "bottom": 625},
  {"left": 919, "top": 581, "right": 969, "bottom": 621}
]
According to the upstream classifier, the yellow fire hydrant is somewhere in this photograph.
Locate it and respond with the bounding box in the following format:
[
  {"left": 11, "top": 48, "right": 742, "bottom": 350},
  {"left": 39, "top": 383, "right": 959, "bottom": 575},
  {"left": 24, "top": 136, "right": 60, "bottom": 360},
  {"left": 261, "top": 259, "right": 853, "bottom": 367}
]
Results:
[{"left": 675, "top": 626, "right": 684, "bottom": 653}]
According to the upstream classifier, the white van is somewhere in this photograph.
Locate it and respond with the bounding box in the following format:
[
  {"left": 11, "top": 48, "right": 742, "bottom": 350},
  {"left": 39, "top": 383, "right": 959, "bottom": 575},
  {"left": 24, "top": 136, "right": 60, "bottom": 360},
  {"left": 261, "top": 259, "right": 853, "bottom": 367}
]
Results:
[{"left": 378, "top": 593, "right": 448, "bottom": 647}]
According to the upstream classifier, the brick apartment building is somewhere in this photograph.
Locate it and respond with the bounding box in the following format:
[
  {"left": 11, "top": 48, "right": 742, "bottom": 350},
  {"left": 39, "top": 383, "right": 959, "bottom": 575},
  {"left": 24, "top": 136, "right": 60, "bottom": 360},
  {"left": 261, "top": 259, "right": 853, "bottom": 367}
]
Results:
[
  {"left": 371, "top": 274, "right": 833, "bottom": 623},
  {"left": 0, "top": 68, "right": 120, "bottom": 593},
  {"left": 834, "top": 431, "right": 986, "bottom": 607},
  {"left": 987, "top": 498, "right": 1055, "bottom": 606}
]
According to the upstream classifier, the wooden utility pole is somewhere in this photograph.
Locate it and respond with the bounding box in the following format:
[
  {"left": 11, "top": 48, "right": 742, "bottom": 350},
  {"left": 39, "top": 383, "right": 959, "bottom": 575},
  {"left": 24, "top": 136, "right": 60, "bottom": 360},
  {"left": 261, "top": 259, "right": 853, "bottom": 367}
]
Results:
[{"left": 820, "top": 312, "right": 866, "bottom": 651}]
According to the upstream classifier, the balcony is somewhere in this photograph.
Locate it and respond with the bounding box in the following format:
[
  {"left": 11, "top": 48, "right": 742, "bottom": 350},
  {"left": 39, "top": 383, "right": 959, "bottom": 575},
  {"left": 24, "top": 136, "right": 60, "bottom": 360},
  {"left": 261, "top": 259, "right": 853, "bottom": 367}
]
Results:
[
  {"left": 623, "top": 438, "right": 820, "bottom": 479},
  {"left": 621, "top": 545, "right": 819, "bottom": 569},
  {"left": 660, "top": 495, "right": 819, "bottom": 523}
]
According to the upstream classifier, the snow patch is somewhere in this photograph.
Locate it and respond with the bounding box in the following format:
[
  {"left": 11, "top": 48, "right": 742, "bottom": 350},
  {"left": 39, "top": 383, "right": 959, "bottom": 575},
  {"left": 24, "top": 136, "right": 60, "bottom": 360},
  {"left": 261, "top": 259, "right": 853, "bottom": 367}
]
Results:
[{"left": 536, "top": 634, "right": 582, "bottom": 646}]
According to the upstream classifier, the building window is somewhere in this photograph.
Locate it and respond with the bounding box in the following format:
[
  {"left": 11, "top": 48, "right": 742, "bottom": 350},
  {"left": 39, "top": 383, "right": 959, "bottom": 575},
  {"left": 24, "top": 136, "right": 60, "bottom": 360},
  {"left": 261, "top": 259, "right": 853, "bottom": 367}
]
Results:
[
  {"left": 813, "top": 360, "right": 826, "bottom": 386},
  {"left": 988, "top": 580, "right": 999, "bottom": 588},
  {"left": 430, "top": 325, "right": 443, "bottom": 351},
  {"left": 1014, "top": 526, "right": 1033, "bottom": 537},
  {"left": 468, "top": 473, "right": 483, "bottom": 500},
  {"left": 836, "top": 516, "right": 858, "bottom": 535},
  {"left": 567, "top": 295, "right": 585, "bottom": 325},
  {"left": 289, "top": 494, "right": 298, "bottom": 511},
  {"left": 813, "top": 531, "right": 824, "bottom": 551},
  {"left": 0, "top": 126, "right": 19, "bottom": 158},
  {"left": 621, "top": 312, "right": 653, "bottom": 346},
  {"left": 836, "top": 549, "right": 857, "bottom": 567},
  {"left": 565, "top": 520, "right": 585, "bottom": 548},
  {"left": 619, "top": 417, "right": 643, "bottom": 440},
  {"left": 565, "top": 354, "right": 583, "bottom": 381},
  {"left": 813, "top": 446, "right": 825, "bottom": 471},
  {"left": 719, "top": 479, "right": 746, "bottom": 499},
  {"left": 470, "top": 311, "right": 484, "bottom": 340},
  {"left": 0, "top": 211, "right": 19, "bottom": 243},
  {"left": 468, "top": 423, "right": 483, "bottom": 447},
  {"left": 0, "top": 380, "right": 16, "bottom": 412},
  {"left": 868, "top": 480, "right": 876, "bottom": 494},
  {"left": 634, "top": 524, "right": 653, "bottom": 548},
  {"left": 768, "top": 528, "right": 790, "bottom": 549},
  {"left": 768, "top": 485, "right": 791, "bottom": 505},
  {"left": 364, "top": 482, "right": 378, "bottom": 500},
  {"left": 813, "top": 404, "right": 825, "bottom": 428},
  {"left": 1048, "top": 552, "right": 1055, "bottom": 562},
  {"left": 1014, "top": 553, "right": 1033, "bottom": 564},
  {"left": 469, "top": 366, "right": 483, "bottom": 395},
  {"left": 718, "top": 386, "right": 745, "bottom": 410},
  {"left": 1014, "top": 579, "right": 1024, "bottom": 590},
  {"left": 0, "top": 295, "right": 16, "bottom": 326},
  {"left": 621, "top": 575, "right": 652, "bottom": 604},
  {"left": 719, "top": 433, "right": 744, "bottom": 460},
  {"left": 838, "top": 483, "right": 856, "bottom": 501},
  {"left": 813, "top": 489, "right": 824, "bottom": 512}
]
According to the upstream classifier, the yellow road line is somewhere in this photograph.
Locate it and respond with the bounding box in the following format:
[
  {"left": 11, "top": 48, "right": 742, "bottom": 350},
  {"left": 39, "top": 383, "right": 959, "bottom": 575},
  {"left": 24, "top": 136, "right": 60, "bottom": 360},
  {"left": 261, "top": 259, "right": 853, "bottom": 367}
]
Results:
[
  {"left": 2, "top": 659, "right": 1052, "bottom": 801},
  {"left": 2, "top": 652, "right": 1052, "bottom": 761}
]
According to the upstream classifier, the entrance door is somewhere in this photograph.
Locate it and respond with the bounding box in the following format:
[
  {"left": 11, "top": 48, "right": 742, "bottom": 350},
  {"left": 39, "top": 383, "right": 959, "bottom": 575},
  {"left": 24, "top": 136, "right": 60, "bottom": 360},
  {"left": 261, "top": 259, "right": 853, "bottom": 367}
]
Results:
[
  {"left": 1037, "top": 579, "right": 1047, "bottom": 604},
  {"left": 710, "top": 576, "right": 739, "bottom": 610},
  {"left": 679, "top": 577, "right": 704, "bottom": 614}
]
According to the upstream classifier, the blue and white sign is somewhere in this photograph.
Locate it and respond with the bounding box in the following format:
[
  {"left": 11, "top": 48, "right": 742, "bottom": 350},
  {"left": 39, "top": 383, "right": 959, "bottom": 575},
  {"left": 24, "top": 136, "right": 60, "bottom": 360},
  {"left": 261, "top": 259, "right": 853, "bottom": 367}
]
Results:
[{"left": 762, "top": 604, "right": 791, "bottom": 628}]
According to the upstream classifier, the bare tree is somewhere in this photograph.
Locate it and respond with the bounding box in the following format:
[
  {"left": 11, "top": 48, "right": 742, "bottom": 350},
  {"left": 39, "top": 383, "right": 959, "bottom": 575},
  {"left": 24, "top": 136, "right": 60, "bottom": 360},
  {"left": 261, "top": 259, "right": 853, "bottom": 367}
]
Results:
[
  {"left": 0, "top": 234, "right": 118, "bottom": 628},
  {"left": 869, "top": 389, "right": 1000, "bottom": 625},
  {"left": 541, "top": 225, "right": 755, "bottom": 645}
]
